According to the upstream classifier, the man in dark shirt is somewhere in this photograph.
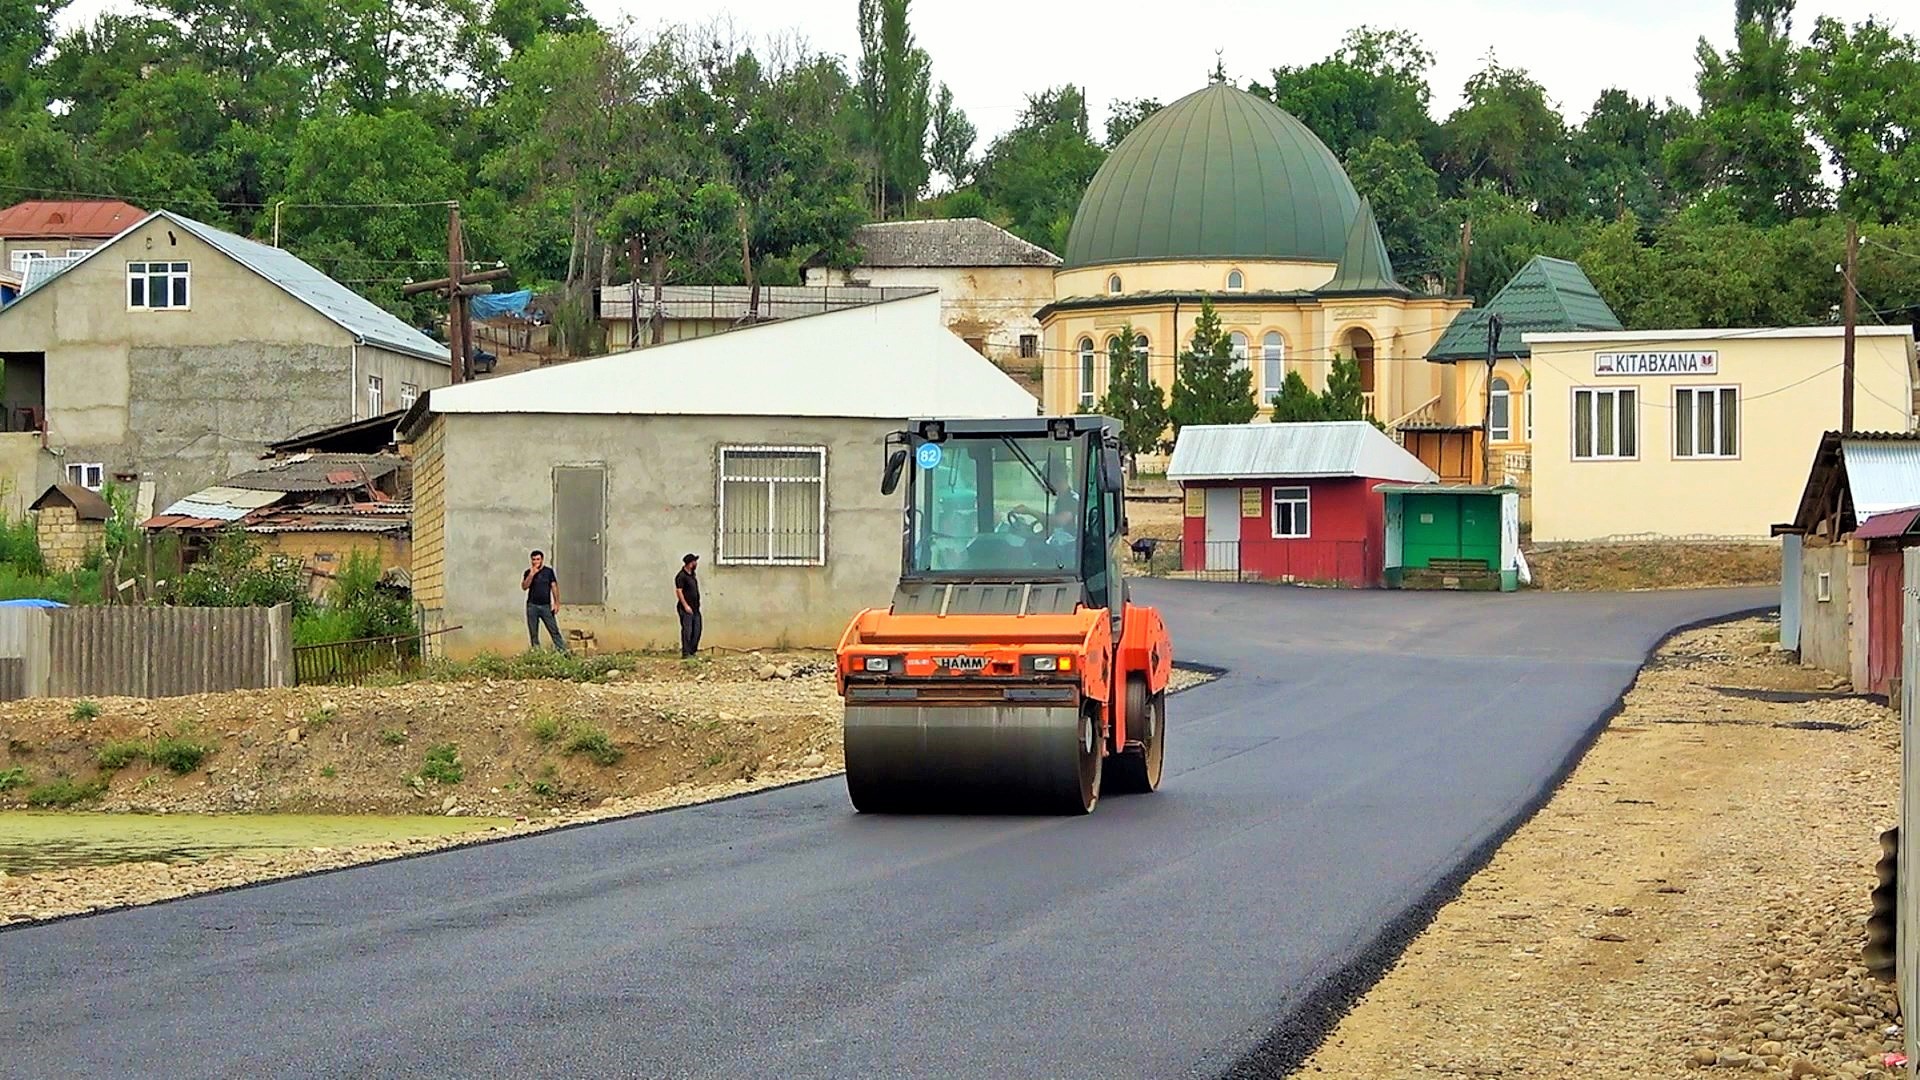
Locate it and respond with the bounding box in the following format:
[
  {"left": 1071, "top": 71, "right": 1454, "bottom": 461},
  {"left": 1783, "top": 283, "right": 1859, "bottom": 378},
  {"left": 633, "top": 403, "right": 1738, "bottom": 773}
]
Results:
[
  {"left": 674, "top": 553, "right": 702, "bottom": 659},
  {"left": 522, "top": 550, "right": 568, "bottom": 652}
]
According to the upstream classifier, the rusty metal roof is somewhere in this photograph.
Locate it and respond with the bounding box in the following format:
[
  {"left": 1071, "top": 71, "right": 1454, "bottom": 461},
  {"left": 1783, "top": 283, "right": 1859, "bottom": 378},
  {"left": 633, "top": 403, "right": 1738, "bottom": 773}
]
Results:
[
  {"left": 222, "top": 453, "right": 402, "bottom": 493},
  {"left": 0, "top": 199, "right": 145, "bottom": 238}
]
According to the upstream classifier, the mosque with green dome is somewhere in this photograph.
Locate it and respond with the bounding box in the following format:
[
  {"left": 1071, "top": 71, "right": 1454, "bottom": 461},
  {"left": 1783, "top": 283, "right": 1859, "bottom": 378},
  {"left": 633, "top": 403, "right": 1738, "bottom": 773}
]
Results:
[{"left": 1037, "top": 81, "right": 1469, "bottom": 427}]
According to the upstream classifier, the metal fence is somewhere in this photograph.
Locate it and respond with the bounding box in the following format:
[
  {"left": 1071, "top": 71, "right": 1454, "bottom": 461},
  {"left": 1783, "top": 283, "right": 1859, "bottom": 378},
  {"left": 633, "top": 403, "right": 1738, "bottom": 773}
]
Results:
[
  {"left": 294, "top": 630, "right": 427, "bottom": 687},
  {"left": 0, "top": 604, "right": 292, "bottom": 701}
]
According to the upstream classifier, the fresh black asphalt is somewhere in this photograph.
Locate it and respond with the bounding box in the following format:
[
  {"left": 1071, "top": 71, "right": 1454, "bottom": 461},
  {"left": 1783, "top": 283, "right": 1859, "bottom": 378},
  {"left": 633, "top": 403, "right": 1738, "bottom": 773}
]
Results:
[{"left": 0, "top": 581, "right": 1770, "bottom": 1079}]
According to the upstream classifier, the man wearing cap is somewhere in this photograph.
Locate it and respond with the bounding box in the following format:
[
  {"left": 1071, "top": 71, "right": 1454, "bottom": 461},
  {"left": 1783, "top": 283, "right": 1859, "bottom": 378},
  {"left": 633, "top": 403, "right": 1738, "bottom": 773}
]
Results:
[{"left": 674, "top": 553, "right": 702, "bottom": 659}]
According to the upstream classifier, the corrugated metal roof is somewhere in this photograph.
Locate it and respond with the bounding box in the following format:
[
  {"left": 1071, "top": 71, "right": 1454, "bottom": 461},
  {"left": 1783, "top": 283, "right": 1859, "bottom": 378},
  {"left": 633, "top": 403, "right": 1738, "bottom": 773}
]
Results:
[
  {"left": 849, "top": 219, "right": 1060, "bottom": 268},
  {"left": 153, "top": 486, "right": 285, "bottom": 522},
  {"left": 424, "top": 292, "right": 1037, "bottom": 421},
  {"left": 1854, "top": 506, "right": 1920, "bottom": 539},
  {"left": 1844, "top": 439, "right": 1920, "bottom": 516},
  {"left": 20, "top": 254, "right": 83, "bottom": 295},
  {"left": 223, "top": 453, "right": 402, "bottom": 493},
  {"left": 1167, "top": 421, "right": 1438, "bottom": 484},
  {"left": 0, "top": 199, "right": 145, "bottom": 238}
]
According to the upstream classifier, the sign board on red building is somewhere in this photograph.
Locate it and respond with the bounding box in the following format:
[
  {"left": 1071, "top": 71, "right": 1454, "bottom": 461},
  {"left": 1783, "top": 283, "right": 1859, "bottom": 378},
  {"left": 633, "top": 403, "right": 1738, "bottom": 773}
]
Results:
[{"left": 1593, "top": 350, "right": 1718, "bottom": 376}]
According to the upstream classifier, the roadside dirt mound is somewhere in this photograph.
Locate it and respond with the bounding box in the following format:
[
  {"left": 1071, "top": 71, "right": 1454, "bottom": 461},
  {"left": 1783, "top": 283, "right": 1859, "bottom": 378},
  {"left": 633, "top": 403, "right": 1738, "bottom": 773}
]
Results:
[
  {"left": 1527, "top": 542, "right": 1780, "bottom": 591},
  {"left": 0, "top": 651, "right": 843, "bottom": 817}
]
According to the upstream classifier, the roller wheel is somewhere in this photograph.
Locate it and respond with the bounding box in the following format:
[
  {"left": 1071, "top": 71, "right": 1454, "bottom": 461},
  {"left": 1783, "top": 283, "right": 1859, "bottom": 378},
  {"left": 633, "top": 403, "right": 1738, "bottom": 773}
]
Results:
[
  {"left": 1105, "top": 677, "right": 1165, "bottom": 796},
  {"left": 1070, "top": 705, "right": 1102, "bottom": 814}
]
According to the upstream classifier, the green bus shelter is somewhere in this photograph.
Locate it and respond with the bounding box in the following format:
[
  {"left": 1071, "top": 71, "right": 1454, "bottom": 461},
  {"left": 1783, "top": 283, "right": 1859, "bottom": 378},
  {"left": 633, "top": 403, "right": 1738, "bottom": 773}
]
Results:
[{"left": 1375, "top": 483, "right": 1528, "bottom": 592}]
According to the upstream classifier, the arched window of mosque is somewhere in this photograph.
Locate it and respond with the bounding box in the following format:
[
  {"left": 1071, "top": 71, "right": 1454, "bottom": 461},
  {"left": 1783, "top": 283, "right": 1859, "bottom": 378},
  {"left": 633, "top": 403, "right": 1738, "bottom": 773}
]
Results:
[
  {"left": 1261, "top": 331, "right": 1285, "bottom": 403},
  {"left": 1107, "top": 274, "right": 1122, "bottom": 295},
  {"left": 1078, "top": 337, "right": 1096, "bottom": 408},
  {"left": 1226, "top": 269, "right": 1245, "bottom": 291},
  {"left": 1229, "top": 331, "right": 1250, "bottom": 372},
  {"left": 1489, "top": 377, "right": 1512, "bottom": 443},
  {"left": 1132, "top": 334, "right": 1150, "bottom": 381}
]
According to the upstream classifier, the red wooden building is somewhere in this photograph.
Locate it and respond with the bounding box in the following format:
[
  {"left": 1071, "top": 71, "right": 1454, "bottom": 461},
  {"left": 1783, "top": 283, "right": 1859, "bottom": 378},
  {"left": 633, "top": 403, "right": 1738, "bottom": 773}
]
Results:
[{"left": 1167, "top": 421, "right": 1438, "bottom": 587}]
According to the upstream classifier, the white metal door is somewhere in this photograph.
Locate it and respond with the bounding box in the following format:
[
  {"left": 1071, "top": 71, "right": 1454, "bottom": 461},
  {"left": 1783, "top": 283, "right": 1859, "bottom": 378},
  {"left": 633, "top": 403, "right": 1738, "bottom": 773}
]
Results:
[{"left": 1204, "top": 487, "right": 1240, "bottom": 572}]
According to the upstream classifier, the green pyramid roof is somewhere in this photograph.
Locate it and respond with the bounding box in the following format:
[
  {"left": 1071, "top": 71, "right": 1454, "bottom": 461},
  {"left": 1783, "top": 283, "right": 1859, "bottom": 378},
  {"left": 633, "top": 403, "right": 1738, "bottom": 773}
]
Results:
[
  {"left": 1426, "top": 256, "right": 1623, "bottom": 363},
  {"left": 1317, "top": 199, "right": 1408, "bottom": 297}
]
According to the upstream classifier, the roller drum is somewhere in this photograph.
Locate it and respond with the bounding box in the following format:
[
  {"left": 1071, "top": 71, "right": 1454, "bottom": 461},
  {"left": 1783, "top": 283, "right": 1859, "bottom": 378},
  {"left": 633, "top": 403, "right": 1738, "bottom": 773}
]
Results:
[{"left": 844, "top": 703, "right": 1100, "bottom": 814}]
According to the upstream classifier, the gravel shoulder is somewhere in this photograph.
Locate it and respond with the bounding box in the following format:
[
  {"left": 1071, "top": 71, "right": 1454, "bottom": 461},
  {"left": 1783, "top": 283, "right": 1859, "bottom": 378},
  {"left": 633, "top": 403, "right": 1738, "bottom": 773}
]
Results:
[{"left": 1300, "top": 617, "right": 1903, "bottom": 1079}]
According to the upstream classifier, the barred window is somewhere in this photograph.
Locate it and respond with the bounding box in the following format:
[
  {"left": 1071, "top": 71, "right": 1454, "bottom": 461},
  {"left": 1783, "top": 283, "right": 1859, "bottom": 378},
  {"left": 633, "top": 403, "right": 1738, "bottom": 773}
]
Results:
[{"left": 718, "top": 446, "right": 826, "bottom": 565}]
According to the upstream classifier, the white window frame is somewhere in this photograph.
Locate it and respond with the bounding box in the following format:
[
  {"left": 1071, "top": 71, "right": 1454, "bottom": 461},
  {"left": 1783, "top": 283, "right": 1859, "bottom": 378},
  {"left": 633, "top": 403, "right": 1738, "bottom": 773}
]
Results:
[
  {"left": 717, "top": 445, "right": 827, "bottom": 567},
  {"left": 1131, "top": 333, "right": 1149, "bottom": 381},
  {"left": 1077, "top": 337, "right": 1095, "bottom": 409},
  {"left": 65, "top": 462, "right": 104, "bottom": 490},
  {"left": 1672, "top": 385, "right": 1740, "bottom": 460},
  {"left": 399, "top": 382, "right": 419, "bottom": 409},
  {"left": 1106, "top": 274, "right": 1122, "bottom": 295},
  {"left": 1817, "top": 571, "right": 1833, "bottom": 603},
  {"left": 1271, "top": 486, "right": 1310, "bottom": 538},
  {"left": 1226, "top": 269, "right": 1245, "bottom": 291},
  {"left": 65, "top": 248, "right": 90, "bottom": 258},
  {"left": 1229, "top": 331, "right": 1250, "bottom": 373},
  {"left": 1262, "top": 331, "right": 1285, "bottom": 403},
  {"left": 127, "top": 261, "right": 190, "bottom": 310},
  {"left": 10, "top": 250, "right": 45, "bottom": 273},
  {"left": 366, "top": 374, "right": 383, "bottom": 418},
  {"left": 1488, "top": 377, "right": 1512, "bottom": 442},
  {"left": 1570, "top": 386, "right": 1638, "bottom": 461}
]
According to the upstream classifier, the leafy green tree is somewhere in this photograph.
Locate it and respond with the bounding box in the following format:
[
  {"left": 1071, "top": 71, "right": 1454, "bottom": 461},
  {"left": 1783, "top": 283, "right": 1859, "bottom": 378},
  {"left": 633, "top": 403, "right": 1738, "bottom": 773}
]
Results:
[
  {"left": 1267, "top": 370, "right": 1326, "bottom": 423},
  {"left": 1, "top": 0, "right": 64, "bottom": 114},
  {"left": 1168, "top": 300, "right": 1256, "bottom": 434},
  {"left": 1798, "top": 15, "right": 1920, "bottom": 223},
  {"left": 1343, "top": 137, "right": 1446, "bottom": 282},
  {"left": 928, "top": 82, "right": 976, "bottom": 189},
  {"left": 1103, "top": 97, "right": 1161, "bottom": 148},
  {"left": 975, "top": 85, "right": 1106, "bottom": 252},
  {"left": 855, "top": 0, "right": 931, "bottom": 215},
  {"left": 1094, "top": 325, "right": 1169, "bottom": 474},
  {"left": 1570, "top": 89, "right": 1693, "bottom": 223},
  {"left": 1253, "top": 27, "right": 1437, "bottom": 161},
  {"left": 1666, "top": 0, "right": 1825, "bottom": 223},
  {"left": 1440, "top": 58, "right": 1577, "bottom": 215},
  {"left": 1321, "top": 357, "right": 1368, "bottom": 421}
]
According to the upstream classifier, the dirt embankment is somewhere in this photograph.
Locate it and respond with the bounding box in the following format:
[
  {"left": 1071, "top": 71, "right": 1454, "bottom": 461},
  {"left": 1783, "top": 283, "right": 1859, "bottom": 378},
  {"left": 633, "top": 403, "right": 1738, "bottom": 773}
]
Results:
[
  {"left": 1302, "top": 618, "right": 1902, "bottom": 1079},
  {"left": 0, "top": 651, "right": 843, "bottom": 819},
  {"left": 1525, "top": 543, "right": 1781, "bottom": 592}
]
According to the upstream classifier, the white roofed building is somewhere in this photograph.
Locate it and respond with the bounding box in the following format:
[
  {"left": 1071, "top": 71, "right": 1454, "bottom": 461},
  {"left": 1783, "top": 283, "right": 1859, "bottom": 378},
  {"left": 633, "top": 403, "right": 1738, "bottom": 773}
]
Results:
[{"left": 400, "top": 291, "right": 1037, "bottom": 655}]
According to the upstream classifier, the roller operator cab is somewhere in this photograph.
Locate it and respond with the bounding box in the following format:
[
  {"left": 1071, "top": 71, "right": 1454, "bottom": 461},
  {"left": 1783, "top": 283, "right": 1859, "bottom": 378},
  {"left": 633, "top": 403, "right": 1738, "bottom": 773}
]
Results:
[{"left": 836, "top": 416, "right": 1175, "bottom": 814}]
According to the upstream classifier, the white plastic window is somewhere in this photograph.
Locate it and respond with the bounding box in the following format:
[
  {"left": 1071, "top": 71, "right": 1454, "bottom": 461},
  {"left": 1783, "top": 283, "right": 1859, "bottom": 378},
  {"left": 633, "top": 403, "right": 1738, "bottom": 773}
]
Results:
[{"left": 718, "top": 446, "right": 827, "bottom": 565}]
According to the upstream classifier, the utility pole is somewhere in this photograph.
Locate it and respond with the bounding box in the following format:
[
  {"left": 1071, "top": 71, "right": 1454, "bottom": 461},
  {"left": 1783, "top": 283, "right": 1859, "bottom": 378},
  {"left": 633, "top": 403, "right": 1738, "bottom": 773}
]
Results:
[
  {"left": 1484, "top": 313, "right": 1504, "bottom": 487},
  {"left": 1842, "top": 219, "right": 1858, "bottom": 434},
  {"left": 1455, "top": 219, "right": 1473, "bottom": 297},
  {"left": 403, "top": 203, "right": 511, "bottom": 383},
  {"left": 650, "top": 250, "right": 665, "bottom": 346},
  {"left": 627, "top": 235, "right": 641, "bottom": 350},
  {"left": 272, "top": 201, "right": 283, "bottom": 249}
]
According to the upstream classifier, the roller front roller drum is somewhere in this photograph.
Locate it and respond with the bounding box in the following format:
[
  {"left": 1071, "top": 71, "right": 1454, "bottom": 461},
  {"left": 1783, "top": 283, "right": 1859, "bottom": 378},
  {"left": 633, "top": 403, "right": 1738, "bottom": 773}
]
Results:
[{"left": 844, "top": 703, "right": 1101, "bottom": 814}]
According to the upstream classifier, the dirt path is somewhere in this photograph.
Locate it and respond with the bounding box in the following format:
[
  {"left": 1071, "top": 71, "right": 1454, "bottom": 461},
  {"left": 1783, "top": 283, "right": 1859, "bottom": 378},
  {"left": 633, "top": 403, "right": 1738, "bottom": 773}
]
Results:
[{"left": 1301, "top": 618, "right": 1903, "bottom": 1079}]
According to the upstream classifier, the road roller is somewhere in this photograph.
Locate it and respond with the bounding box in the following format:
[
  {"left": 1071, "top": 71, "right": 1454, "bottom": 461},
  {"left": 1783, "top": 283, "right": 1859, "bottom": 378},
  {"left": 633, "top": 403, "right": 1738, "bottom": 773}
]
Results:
[{"left": 835, "top": 415, "right": 1174, "bottom": 814}]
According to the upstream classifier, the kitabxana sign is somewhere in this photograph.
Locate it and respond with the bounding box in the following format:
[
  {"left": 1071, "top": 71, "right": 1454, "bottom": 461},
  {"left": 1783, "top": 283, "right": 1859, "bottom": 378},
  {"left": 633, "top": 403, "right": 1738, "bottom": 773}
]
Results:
[{"left": 1593, "top": 351, "right": 1719, "bottom": 376}]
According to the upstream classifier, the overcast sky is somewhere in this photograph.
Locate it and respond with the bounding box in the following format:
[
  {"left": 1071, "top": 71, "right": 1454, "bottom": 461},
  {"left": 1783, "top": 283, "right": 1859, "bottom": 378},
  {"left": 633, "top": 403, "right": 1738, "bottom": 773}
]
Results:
[{"left": 55, "top": 0, "right": 1910, "bottom": 142}]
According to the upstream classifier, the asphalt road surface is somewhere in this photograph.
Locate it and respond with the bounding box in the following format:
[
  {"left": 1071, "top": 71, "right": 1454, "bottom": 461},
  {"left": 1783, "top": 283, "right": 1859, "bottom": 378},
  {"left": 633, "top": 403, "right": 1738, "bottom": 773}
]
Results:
[{"left": 0, "top": 581, "right": 1770, "bottom": 1080}]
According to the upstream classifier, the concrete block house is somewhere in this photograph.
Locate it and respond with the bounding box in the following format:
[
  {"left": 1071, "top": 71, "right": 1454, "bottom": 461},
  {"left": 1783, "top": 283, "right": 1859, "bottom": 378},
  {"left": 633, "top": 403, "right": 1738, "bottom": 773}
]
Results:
[
  {"left": 1168, "top": 421, "right": 1438, "bottom": 587},
  {"left": 0, "top": 209, "right": 449, "bottom": 518}
]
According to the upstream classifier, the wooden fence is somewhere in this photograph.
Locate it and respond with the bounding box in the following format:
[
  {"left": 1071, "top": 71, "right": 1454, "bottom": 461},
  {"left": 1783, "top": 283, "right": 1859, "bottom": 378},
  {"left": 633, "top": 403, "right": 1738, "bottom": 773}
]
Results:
[{"left": 0, "top": 604, "right": 292, "bottom": 700}]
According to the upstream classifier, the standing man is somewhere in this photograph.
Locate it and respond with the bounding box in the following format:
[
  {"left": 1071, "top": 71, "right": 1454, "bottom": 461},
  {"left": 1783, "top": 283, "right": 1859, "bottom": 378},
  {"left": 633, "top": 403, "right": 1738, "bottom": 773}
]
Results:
[
  {"left": 522, "top": 550, "right": 568, "bottom": 652},
  {"left": 674, "top": 553, "right": 702, "bottom": 659}
]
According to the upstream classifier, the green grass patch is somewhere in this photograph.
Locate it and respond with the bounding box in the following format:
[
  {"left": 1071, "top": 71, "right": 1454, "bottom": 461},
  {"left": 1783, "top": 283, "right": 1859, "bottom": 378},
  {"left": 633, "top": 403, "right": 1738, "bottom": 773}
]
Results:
[
  {"left": 305, "top": 704, "right": 338, "bottom": 728},
  {"left": 96, "top": 739, "right": 146, "bottom": 772},
  {"left": 420, "top": 743, "right": 463, "bottom": 785},
  {"left": 563, "top": 726, "right": 622, "bottom": 767},
  {"left": 319, "top": 765, "right": 338, "bottom": 779},
  {"left": 25, "top": 776, "right": 106, "bottom": 808},
  {"left": 528, "top": 711, "right": 565, "bottom": 745},
  {"left": 70, "top": 699, "right": 101, "bottom": 722},
  {"left": 0, "top": 765, "right": 29, "bottom": 792},
  {"left": 378, "top": 728, "right": 408, "bottom": 747},
  {"left": 701, "top": 751, "right": 726, "bottom": 769},
  {"left": 97, "top": 732, "right": 213, "bottom": 775},
  {"left": 421, "top": 650, "right": 627, "bottom": 684}
]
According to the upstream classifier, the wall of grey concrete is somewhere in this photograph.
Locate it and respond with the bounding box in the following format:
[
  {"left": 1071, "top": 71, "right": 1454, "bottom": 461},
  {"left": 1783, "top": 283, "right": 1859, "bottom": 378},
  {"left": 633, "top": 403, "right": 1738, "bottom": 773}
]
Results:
[
  {"left": 1798, "top": 539, "right": 1853, "bottom": 677},
  {"left": 435, "top": 412, "right": 903, "bottom": 656},
  {"left": 0, "top": 434, "right": 55, "bottom": 520},
  {"left": 357, "top": 345, "right": 450, "bottom": 418}
]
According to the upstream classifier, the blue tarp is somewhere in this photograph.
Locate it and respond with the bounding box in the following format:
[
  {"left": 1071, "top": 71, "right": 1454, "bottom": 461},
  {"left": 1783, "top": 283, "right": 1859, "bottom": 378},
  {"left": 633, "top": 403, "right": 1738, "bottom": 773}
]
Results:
[
  {"left": 0, "top": 598, "right": 66, "bottom": 608},
  {"left": 469, "top": 289, "right": 531, "bottom": 319}
]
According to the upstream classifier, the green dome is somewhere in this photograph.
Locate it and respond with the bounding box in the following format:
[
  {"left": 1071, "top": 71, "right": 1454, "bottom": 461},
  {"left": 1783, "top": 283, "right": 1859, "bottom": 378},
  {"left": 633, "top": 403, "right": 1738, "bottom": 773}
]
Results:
[{"left": 1064, "top": 83, "right": 1363, "bottom": 269}]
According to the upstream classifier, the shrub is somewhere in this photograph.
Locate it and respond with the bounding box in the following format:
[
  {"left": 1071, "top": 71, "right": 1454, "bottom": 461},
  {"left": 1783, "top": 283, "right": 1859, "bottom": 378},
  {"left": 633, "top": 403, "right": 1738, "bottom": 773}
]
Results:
[
  {"left": 148, "top": 733, "right": 211, "bottom": 775},
  {"left": 319, "top": 765, "right": 337, "bottom": 779},
  {"left": 96, "top": 739, "right": 146, "bottom": 772},
  {"left": 0, "top": 766, "right": 28, "bottom": 792},
  {"left": 423, "top": 650, "right": 624, "bottom": 684},
  {"left": 173, "top": 528, "right": 308, "bottom": 611},
  {"left": 0, "top": 515, "right": 45, "bottom": 574},
  {"left": 563, "top": 726, "right": 622, "bottom": 767},
  {"left": 292, "top": 552, "right": 417, "bottom": 647},
  {"left": 25, "top": 776, "right": 105, "bottom": 807},
  {"left": 70, "top": 699, "right": 101, "bottom": 722},
  {"left": 420, "top": 743, "right": 462, "bottom": 785},
  {"left": 528, "top": 712, "right": 564, "bottom": 744}
]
